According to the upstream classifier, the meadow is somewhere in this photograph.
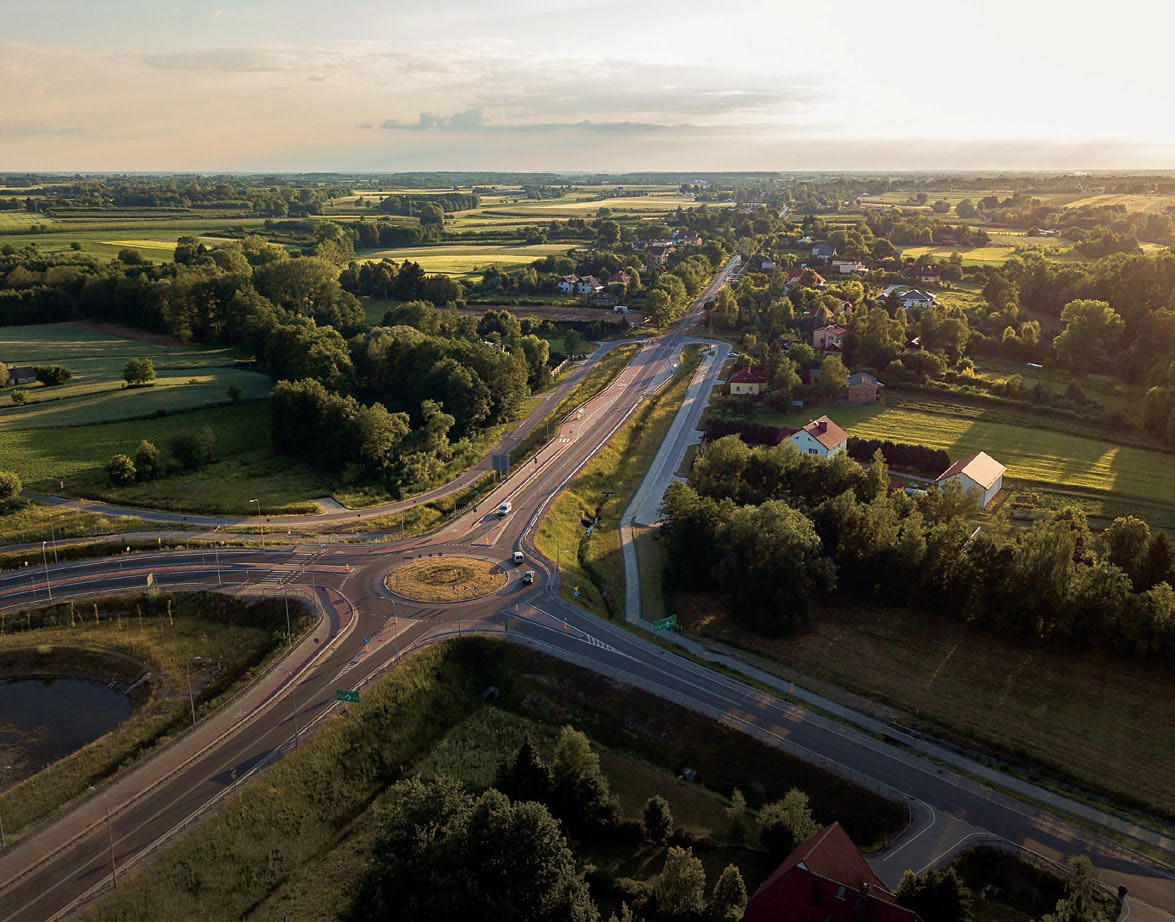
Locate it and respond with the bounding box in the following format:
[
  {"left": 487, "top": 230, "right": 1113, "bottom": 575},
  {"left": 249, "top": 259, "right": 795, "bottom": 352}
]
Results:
[
  {"left": 682, "top": 592, "right": 1175, "bottom": 820},
  {"left": 355, "top": 242, "right": 572, "bottom": 279},
  {"left": 0, "top": 217, "right": 266, "bottom": 261},
  {"left": 762, "top": 397, "right": 1175, "bottom": 506},
  {"left": 0, "top": 324, "right": 272, "bottom": 431}
]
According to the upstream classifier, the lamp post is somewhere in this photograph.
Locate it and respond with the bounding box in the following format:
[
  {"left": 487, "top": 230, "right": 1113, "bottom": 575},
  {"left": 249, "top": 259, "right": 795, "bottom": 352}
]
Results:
[
  {"left": 0, "top": 764, "right": 11, "bottom": 850},
  {"left": 186, "top": 656, "right": 202, "bottom": 728},
  {"left": 41, "top": 541, "right": 52, "bottom": 601},
  {"left": 49, "top": 513, "right": 58, "bottom": 563},
  {"left": 275, "top": 665, "right": 301, "bottom": 748},
  {"left": 283, "top": 591, "right": 292, "bottom": 649},
  {"left": 87, "top": 786, "right": 116, "bottom": 889},
  {"left": 211, "top": 525, "right": 223, "bottom": 587},
  {"left": 249, "top": 498, "right": 265, "bottom": 548}
]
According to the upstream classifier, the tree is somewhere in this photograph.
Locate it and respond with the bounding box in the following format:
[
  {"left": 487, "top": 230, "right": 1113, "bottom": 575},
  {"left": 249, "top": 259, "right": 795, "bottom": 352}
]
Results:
[
  {"left": 758, "top": 788, "right": 818, "bottom": 859},
  {"left": 1053, "top": 299, "right": 1123, "bottom": 371},
  {"left": 10, "top": 387, "right": 28, "bottom": 406},
  {"left": 134, "top": 440, "right": 160, "bottom": 481},
  {"left": 106, "top": 454, "right": 137, "bottom": 486},
  {"left": 123, "top": 357, "right": 156, "bottom": 386},
  {"left": 34, "top": 365, "right": 71, "bottom": 386},
  {"left": 1102, "top": 516, "right": 1152, "bottom": 591},
  {"left": 724, "top": 788, "right": 751, "bottom": 844},
  {"left": 655, "top": 846, "right": 707, "bottom": 917},
  {"left": 497, "top": 736, "right": 553, "bottom": 805},
  {"left": 895, "top": 866, "right": 973, "bottom": 922},
  {"left": 1041, "top": 856, "right": 1107, "bottom": 922},
  {"left": 597, "top": 220, "right": 621, "bottom": 247},
  {"left": 710, "top": 864, "right": 748, "bottom": 922},
  {"left": 551, "top": 726, "right": 618, "bottom": 831},
  {"left": 642, "top": 795, "right": 674, "bottom": 845},
  {"left": 226, "top": 383, "right": 243, "bottom": 403},
  {"left": 0, "top": 361, "right": 7, "bottom": 387},
  {"left": 422, "top": 274, "right": 464, "bottom": 306},
  {"left": 170, "top": 427, "right": 215, "bottom": 470},
  {"left": 0, "top": 469, "right": 22, "bottom": 501}
]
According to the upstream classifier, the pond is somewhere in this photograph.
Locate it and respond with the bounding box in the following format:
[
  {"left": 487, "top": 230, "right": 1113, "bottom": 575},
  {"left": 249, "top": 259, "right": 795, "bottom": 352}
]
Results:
[{"left": 0, "top": 677, "right": 131, "bottom": 784}]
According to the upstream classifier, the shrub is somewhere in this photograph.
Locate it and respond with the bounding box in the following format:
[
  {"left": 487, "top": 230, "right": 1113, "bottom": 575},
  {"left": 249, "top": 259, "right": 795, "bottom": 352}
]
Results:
[
  {"left": 0, "top": 470, "right": 22, "bottom": 500},
  {"left": 34, "top": 365, "right": 71, "bottom": 386},
  {"left": 106, "top": 454, "right": 137, "bottom": 486},
  {"left": 170, "top": 427, "right": 215, "bottom": 471},
  {"left": 134, "top": 440, "right": 160, "bottom": 481}
]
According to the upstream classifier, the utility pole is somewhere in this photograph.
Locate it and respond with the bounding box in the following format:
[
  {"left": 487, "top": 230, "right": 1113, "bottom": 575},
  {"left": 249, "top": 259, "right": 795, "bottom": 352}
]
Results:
[
  {"left": 249, "top": 498, "right": 265, "bottom": 548},
  {"left": 41, "top": 542, "right": 52, "bottom": 601}
]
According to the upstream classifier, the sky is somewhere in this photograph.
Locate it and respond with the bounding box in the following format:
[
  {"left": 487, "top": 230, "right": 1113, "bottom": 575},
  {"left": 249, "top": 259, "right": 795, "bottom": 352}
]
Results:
[{"left": 2, "top": 0, "right": 1174, "bottom": 172}]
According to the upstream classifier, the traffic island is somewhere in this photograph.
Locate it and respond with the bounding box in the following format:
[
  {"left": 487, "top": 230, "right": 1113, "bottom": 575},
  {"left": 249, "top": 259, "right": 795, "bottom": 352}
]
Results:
[{"left": 384, "top": 556, "right": 507, "bottom": 602}]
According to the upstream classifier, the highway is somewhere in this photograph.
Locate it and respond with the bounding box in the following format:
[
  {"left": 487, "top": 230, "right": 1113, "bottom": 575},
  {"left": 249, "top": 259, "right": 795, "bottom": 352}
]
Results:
[{"left": 1, "top": 253, "right": 1173, "bottom": 921}]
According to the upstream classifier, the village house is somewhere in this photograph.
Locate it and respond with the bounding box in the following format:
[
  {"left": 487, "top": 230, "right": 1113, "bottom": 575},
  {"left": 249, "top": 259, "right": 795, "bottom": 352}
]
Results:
[
  {"left": 935, "top": 451, "right": 1006, "bottom": 509},
  {"left": 744, "top": 823, "right": 921, "bottom": 922},
  {"left": 847, "top": 371, "right": 884, "bottom": 404},
  {"left": 606, "top": 269, "right": 631, "bottom": 287},
  {"left": 813, "top": 324, "right": 846, "bottom": 352},
  {"left": 899, "top": 288, "right": 938, "bottom": 309},
  {"left": 811, "top": 243, "right": 837, "bottom": 260},
  {"left": 786, "top": 268, "right": 827, "bottom": 289},
  {"left": 4, "top": 366, "right": 36, "bottom": 386},
  {"left": 788, "top": 415, "right": 848, "bottom": 458},
  {"left": 912, "top": 264, "right": 941, "bottom": 284},
  {"left": 556, "top": 275, "right": 579, "bottom": 294},
  {"left": 831, "top": 258, "right": 867, "bottom": 274},
  {"left": 574, "top": 275, "right": 604, "bottom": 295},
  {"left": 726, "top": 368, "right": 768, "bottom": 397},
  {"left": 670, "top": 228, "right": 702, "bottom": 245}
]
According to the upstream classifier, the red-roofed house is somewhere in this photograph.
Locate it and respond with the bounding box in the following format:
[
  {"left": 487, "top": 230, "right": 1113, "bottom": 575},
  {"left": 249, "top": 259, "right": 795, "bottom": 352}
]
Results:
[
  {"left": 726, "top": 368, "right": 769, "bottom": 397},
  {"left": 813, "top": 324, "right": 847, "bottom": 352},
  {"left": 744, "top": 823, "right": 920, "bottom": 922},
  {"left": 788, "top": 415, "right": 848, "bottom": 458},
  {"left": 935, "top": 451, "right": 1006, "bottom": 509},
  {"left": 607, "top": 270, "right": 631, "bottom": 287}
]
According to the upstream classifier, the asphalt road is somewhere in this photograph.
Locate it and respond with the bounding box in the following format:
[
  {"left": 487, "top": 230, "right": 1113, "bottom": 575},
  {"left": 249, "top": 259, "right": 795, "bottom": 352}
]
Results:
[{"left": 2, "top": 253, "right": 1173, "bottom": 922}]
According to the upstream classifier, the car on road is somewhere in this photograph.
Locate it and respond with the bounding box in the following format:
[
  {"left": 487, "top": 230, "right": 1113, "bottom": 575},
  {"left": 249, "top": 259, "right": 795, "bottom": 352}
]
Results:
[
  {"left": 522, "top": 570, "right": 535, "bottom": 584},
  {"left": 512, "top": 550, "right": 524, "bottom": 564},
  {"left": 498, "top": 501, "right": 512, "bottom": 516}
]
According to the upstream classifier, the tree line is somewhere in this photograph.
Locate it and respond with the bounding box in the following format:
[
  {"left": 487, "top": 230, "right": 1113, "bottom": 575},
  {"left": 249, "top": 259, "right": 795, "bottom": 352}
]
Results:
[{"left": 661, "top": 437, "right": 1175, "bottom": 662}]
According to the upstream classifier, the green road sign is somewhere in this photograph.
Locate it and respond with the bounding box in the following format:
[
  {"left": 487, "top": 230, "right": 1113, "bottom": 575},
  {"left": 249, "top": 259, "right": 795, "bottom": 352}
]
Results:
[
  {"left": 335, "top": 688, "right": 360, "bottom": 703},
  {"left": 652, "top": 614, "right": 678, "bottom": 632}
]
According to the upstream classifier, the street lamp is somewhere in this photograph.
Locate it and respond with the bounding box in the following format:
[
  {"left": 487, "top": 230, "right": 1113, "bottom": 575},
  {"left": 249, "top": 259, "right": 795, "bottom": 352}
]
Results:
[
  {"left": 0, "top": 764, "right": 11, "bottom": 850},
  {"left": 283, "top": 591, "right": 292, "bottom": 649},
  {"left": 274, "top": 665, "right": 301, "bottom": 748},
  {"left": 211, "top": 525, "right": 223, "bottom": 587},
  {"left": 86, "top": 786, "right": 117, "bottom": 889},
  {"left": 186, "top": 656, "right": 203, "bottom": 728},
  {"left": 249, "top": 498, "right": 265, "bottom": 548},
  {"left": 41, "top": 541, "right": 52, "bottom": 601}
]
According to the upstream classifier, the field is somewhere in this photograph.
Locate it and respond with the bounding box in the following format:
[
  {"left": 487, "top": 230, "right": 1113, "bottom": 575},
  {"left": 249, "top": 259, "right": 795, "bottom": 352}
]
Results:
[
  {"left": 681, "top": 593, "right": 1175, "bottom": 819},
  {"left": 355, "top": 242, "right": 572, "bottom": 279},
  {"left": 897, "top": 244, "right": 1020, "bottom": 265},
  {"left": 0, "top": 218, "right": 267, "bottom": 261},
  {"left": 0, "top": 324, "right": 272, "bottom": 430},
  {"left": 763, "top": 397, "right": 1175, "bottom": 506},
  {"left": 1060, "top": 193, "right": 1175, "bottom": 214}
]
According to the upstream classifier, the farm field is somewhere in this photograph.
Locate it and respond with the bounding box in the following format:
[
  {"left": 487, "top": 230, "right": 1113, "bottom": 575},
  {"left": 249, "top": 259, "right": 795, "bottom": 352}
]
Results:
[
  {"left": 681, "top": 592, "right": 1175, "bottom": 818},
  {"left": 763, "top": 398, "right": 1175, "bottom": 505},
  {"left": 0, "top": 218, "right": 267, "bottom": 260},
  {"left": 477, "top": 192, "right": 706, "bottom": 217},
  {"left": 0, "top": 324, "right": 271, "bottom": 430},
  {"left": 1060, "top": 192, "right": 1175, "bottom": 213},
  {"left": 355, "top": 242, "right": 572, "bottom": 278},
  {"left": 897, "top": 244, "right": 1019, "bottom": 265}
]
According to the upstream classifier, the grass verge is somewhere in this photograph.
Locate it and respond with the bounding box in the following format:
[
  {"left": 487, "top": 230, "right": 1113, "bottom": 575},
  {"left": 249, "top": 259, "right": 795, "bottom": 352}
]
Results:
[
  {"left": 384, "top": 556, "right": 507, "bottom": 602},
  {"left": 0, "top": 499, "right": 157, "bottom": 547},
  {"left": 0, "top": 592, "right": 307, "bottom": 841},
  {"left": 535, "top": 345, "right": 702, "bottom": 619}
]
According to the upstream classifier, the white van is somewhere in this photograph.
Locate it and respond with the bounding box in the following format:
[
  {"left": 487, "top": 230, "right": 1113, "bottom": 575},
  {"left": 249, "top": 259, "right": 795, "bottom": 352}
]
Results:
[
  {"left": 498, "top": 501, "right": 512, "bottom": 516},
  {"left": 512, "top": 550, "right": 524, "bottom": 564}
]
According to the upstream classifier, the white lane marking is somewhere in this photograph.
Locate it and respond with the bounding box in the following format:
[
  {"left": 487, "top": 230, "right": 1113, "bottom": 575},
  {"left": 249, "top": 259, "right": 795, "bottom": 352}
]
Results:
[{"left": 883, "top": 801, "right": 937, "bottom": 861}]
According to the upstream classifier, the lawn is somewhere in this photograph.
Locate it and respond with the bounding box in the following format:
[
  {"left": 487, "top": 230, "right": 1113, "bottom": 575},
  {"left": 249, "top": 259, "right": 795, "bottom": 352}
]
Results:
[
  {"left": 762, "top": 398, "right": 1175, "bottom": 505},
  {"left": 681, "top": 592, "right": 1175, "bottom": 818},
  {"left": 0, "top": 324, "right": 271, "bottom": 430}
]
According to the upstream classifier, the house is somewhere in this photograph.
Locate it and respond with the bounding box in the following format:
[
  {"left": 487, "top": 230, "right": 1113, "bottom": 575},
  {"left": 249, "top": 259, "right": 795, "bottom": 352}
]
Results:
[
  {"left": 811, "top": 243, "right": 837, "bottom": 260},
  {"left": 813, "top": 324, "right": 846, "bottom": 351},
  {"left": 606, "top": 269, "right": 631, "bottom": 287},
  {"left": 4, "top": 366, "right": 36, "bottom": 386},
  {"left": 556, "top": 275, "right": 579, "bottom": 294},
  {"left": 935, "top": 451, "right": 1006, "bottom": 509},
  {"left": 758, "top": 259, "right": 776, "bottom": 271},
  {"left": 644, "top": 243, "right": 674, "bottom": 265},
  {"left": 847, "top": 371, "right": 884, "bottom": 404},
  {"left": 832, "top": 258, "right": 867, "bottom": 274},
  {"left": 801, "top": 367, "right": 822, "bottom": 387},
  {"left": 574, "top": 275, "right": 604, "bottom": 295},
  {"left": 912, "top": 265, "right": 940, "bottom": 284},
  {"left": 744, "top": 823, "right": 920, "bottom": 922},
  {"left": 899, "top": 288, "right": 938, "bottom": 309},
  {"left": 788, "top": 415, "right": 848, "bottom": 458},
  {"left": 726, "top": 368, "right": 768, "bottom": 397},
  {"left": 786, "top": 268, "right": 826, "bottom": 289},
  {"left": 670, "top": 228, "right": 702, "bottom": 245},
  {"left": 905, "top": 335, "right": 923, "bottom": 352}
]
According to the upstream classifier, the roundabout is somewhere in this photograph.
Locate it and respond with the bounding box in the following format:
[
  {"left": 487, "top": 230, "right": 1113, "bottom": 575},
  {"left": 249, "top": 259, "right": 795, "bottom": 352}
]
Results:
[{"left": 383, "top": 555, "right": 508, "bottom": 603}]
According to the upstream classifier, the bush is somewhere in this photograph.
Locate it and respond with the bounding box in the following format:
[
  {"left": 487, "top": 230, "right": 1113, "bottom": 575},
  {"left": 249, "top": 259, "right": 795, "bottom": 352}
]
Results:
[
  {"left": 170, "top": 427, "right": 215, "bottom": 470},
  {"left": 0, "top": 470, "right": 22, "bottom": 500},
  {"left": 106, "top": 454, "right": 137, "bottom": 486},
  {"left": 11, "top": 387, "right": 28, "bottom": 406},
  {"left": 134, "top": 440, "right": 160, "bottom": 481},
  {"left": 123, "top": 357, "right": 156, "bottom": 386},
  {"left": 34, "top": 365, "right": 71, "bottom": 386}
]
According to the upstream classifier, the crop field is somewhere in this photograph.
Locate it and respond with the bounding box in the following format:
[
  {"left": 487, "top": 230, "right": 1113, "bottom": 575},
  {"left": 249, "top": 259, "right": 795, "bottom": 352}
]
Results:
[
  {"left": 897, "top": 244, "right": 1019, "bottom": 265},
  {"left": 1060, "top": 193, "right": 1175, "bottom": 214},
  {"left": 0, "top": 324, "right": 271, "bottom": 431},
  {"left": 766, "top": 399, "right": 1175, "bottom": 504},
  {"left": 478, "top": 192, "right": 708, "bottom": 217},
  {"left": 0, "top": 218, "right": 268, "bottom": 260}
]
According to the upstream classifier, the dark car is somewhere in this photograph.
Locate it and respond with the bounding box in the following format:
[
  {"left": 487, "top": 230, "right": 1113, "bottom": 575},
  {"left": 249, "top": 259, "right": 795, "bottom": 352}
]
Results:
[{"left": 522, "top": 570, "right": 535, "bottom": 584}]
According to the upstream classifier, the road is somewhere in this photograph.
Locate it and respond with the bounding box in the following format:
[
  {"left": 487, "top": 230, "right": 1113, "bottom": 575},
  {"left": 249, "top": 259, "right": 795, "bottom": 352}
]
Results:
[{"left": 1, "top": 253, "right": 1173, "bottom": 921}]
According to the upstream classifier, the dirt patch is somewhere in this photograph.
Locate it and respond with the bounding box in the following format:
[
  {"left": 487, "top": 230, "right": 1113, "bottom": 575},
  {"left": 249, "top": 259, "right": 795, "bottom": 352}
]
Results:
[
  {"left": 74, "top": 321, "right": 187, "bottom": 348},
  {"left": 385, "top": 556, "right": 507, "bottom": 602}
]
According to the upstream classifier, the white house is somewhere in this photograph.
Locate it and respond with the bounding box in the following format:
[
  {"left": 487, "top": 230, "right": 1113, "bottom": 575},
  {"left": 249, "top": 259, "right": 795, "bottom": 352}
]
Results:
[
  {"left": 935, "top": 451, "right": 1006, "bottom": 509},
  {"left": 900, "top": 289, "right": 938, "bottom": 309},
  {"left": 813, "top": 324, "right": 846, "bottom": 351},
  {"left": 833, "top": 260, "right": 867, "bottom": 274},
  {"left": 556, "top": 275, "right": 579, "bottom": 294},
  {"left": 787, "top": 415, "right": 848, "bottom": 458},
  {"left": 574, "top": 275, "right": 604, "bottom": 294}
]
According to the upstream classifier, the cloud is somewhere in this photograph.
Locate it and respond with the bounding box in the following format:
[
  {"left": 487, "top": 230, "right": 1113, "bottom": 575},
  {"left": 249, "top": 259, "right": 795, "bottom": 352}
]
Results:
[
  {"left": 381, "top": 109, "right": 677, "bottom": 133},
  {"left": 138, "top": 48, "right": 297, "bottom": 72}
]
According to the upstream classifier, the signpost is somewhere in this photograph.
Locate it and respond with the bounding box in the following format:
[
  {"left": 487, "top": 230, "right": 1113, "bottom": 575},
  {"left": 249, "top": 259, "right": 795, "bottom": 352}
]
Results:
[
  {"left": 335, "top": 688, "right": 360, "bottom": 704},
  {"left": 652, "top": 614, "right": 678, "bottom": 632}
]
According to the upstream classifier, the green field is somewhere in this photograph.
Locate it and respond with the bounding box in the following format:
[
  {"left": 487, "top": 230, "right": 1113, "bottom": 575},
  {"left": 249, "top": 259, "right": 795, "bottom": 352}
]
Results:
[
  {"left": 356, "top": 242, "right": 572, "bottom": 279},
  {"left": 0, "top": 218, "right": 267, "bottom": 261},
  {"left": 898, "top": 244, "right": 1019, "bottom": 265},
  {"left": 0, "top": 325, "right": 272, "bottom": 430},
  {"left": 766, "top": 398, "right": 1175, "bottom": 505}
]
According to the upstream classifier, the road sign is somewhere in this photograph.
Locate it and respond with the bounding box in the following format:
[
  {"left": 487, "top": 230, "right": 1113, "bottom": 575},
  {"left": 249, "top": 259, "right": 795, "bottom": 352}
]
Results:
[
  {"left": 335, "top": 688, "right": 359, "bottom": 703},
  {"left": 652, "top": 614, "right": 678, "bottom": 632},
  {"left": 491, "top": 453, "right": 510, "bottom": 473}
]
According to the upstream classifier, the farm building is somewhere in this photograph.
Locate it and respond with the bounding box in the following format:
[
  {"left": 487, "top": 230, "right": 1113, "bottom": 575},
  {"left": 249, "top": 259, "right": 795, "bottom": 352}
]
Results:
[
  {"left": 744, "top": 823, "right": 919, "bottom": 922},
  {"left": 726, "top": 368, "right": 768, "bottom": 397},
  {"left": 788, "top": 415, "right": 848, "bottom": 458},
  {"left": 847, "top": 371, "right": 884, "bottom": 404},
  {"left": 4, "top": 366, "right": 36, "bottom": 386},
  {"left": 935, "top": 451, "right": 1006, "bottom": 509}
]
